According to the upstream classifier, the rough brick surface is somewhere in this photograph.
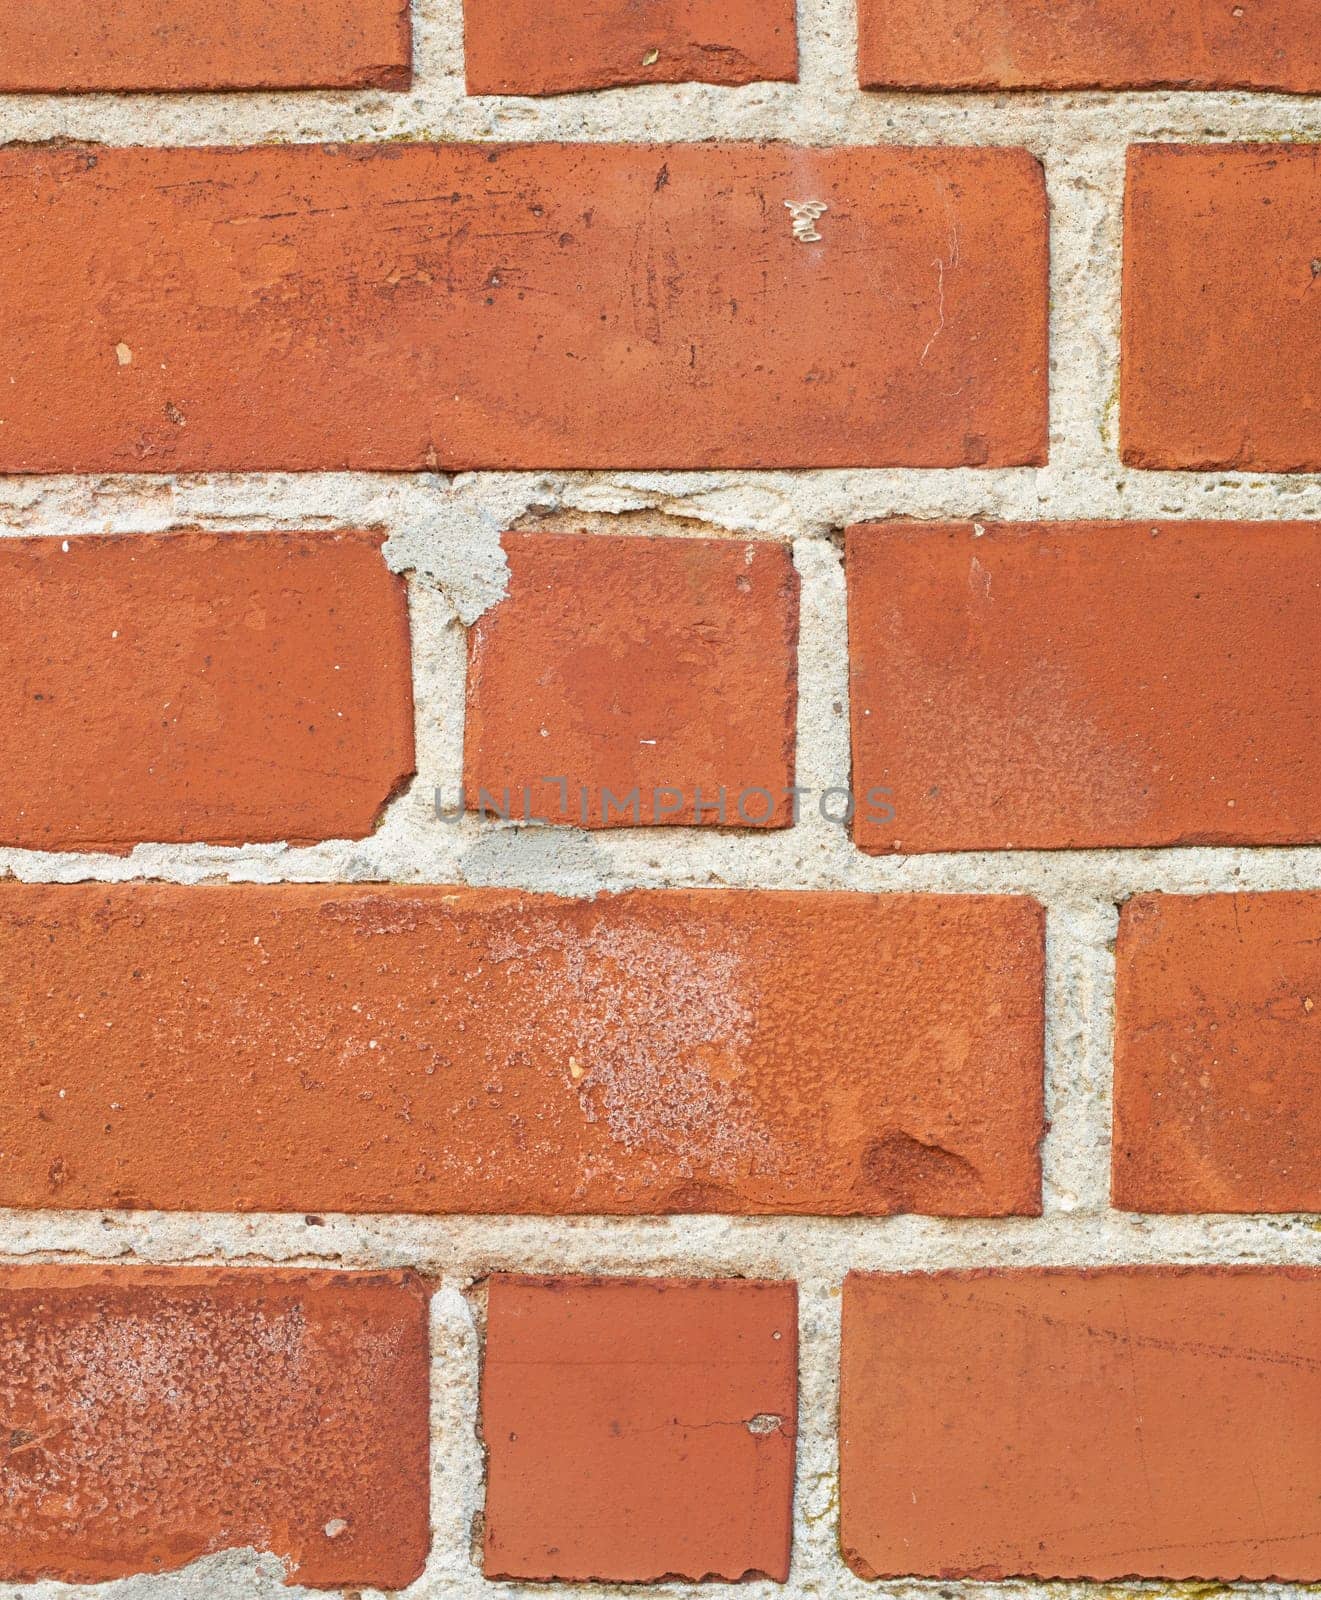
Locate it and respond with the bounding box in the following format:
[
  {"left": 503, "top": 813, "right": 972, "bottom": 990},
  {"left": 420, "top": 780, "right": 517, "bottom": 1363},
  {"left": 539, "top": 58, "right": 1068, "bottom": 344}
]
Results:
[
  {"left": 1122, "top": 144, "right": 1321, "bottom": 472},
  {"left": 841, "top": 1267, "right": 1321, "bottom": 1581},
  {"left": 482, "top": 1277, "right": 796, "bottom": 1581},
  {"left": 858, "top": 0, "right": 1321, "bottom": 91},
  {"left": 465, "top": 0, "right": 796, "bottom": 94},
  {"left": 848, "top": 520, "right": 1321, "bottom": 854},
  {"left": 0, "top": 0, "right": 410, "bottom": 91},
  {"left": 0, "top": 144, "right": 1048, "bottom": 473},
  {"left": 1114, "top": 893, "right": 1321, "bottom": 1214},
  {"left": 0, "top": 531, "right": 414, "bottom": 851},
  {"left": 0, "top": 884, "right": 1045, "bottom": 1217},
  {"left": 465, "top": 532, "right": 799, "bottom": 827},
  {"left": 0, "top": 1267, "right": 430, "bottom": 1587}
]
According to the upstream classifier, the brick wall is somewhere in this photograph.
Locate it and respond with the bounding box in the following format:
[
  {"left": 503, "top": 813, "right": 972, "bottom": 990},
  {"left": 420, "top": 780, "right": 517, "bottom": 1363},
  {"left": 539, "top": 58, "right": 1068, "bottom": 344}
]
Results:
[{"left": 1, "top": 1, "right": 1319, "bottom": 1595}]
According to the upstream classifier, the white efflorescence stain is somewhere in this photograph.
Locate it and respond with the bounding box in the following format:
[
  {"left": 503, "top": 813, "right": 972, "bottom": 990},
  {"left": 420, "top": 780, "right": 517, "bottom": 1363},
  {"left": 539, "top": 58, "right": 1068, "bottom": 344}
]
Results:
[{"left": 2, "top": 0, "right": 1321, "bottom": 1596}]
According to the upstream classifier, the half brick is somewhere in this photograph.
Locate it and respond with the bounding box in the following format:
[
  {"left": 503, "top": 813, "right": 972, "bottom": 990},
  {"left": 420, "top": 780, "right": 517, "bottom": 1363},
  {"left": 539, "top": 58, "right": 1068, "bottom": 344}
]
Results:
[
  {"left": 0, "top": 1267, "right": 430, "bottom": 1587},
  {"left": 464, "top": 0, "right": 796, "bottom": 94},
  {"left": 482, "top": 1277, "right": 796, "bottom": 1581},
  {"left": 0, "top": 884, "right": 1045, "bottom": 1216},
  {"left": 0, "top": 531, "right": 414, "bottom": 851},
  {"left": 464, "top": 531, "right": 799, "bottom": 828},
  {"left": 1123, "top": 144, "right": 1321, "bottom": 472},
  {"left": 0, "top": 143, "right": 1049, "bottom": 472},
  {"left": 1114, "top": 892, "right": 1321, "bottom": 1214}
]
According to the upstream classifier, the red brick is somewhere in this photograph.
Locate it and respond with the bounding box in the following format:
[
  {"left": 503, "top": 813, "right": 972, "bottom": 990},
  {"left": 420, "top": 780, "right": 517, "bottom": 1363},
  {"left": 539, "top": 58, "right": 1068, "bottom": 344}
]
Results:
[
  {"left": 841, "top": 1267, "right": 1321, "bottom": 1581},
  {"left": 1123, "top": 144, "right": 1321, "bottom": 472},
  {"left": 465, "top": 532, "right": 798, "bottom": 828},
  {"left": 0, "top": 531, "right": 413, "bottom": 852},
  {"left": 859, "top": 0, "right": 1321, "bottom": 90},
  {"left": 848, "top": 520, "right": 1321, "bottom": 854},
  {"left": 0, "top": 144, "right": 1048, "bottom": 473},
  {"left": 465, "top": 0, "right": 796, "bottom": 94},
  {"left": 0, "top": 0, "right": 410, "bottom": 91},
  {"left": 0, "top": 1267, "right": 430, "bottom": 1587},
  {"left": 1114, "top": 893, "right": 1321, "bottom": 1214},
  {"left": 0, "top": 884, "right": 1045, "bottom": 1217},
  {"left": 482, "top": 1277, "right": 796, "bottom": 1581}
]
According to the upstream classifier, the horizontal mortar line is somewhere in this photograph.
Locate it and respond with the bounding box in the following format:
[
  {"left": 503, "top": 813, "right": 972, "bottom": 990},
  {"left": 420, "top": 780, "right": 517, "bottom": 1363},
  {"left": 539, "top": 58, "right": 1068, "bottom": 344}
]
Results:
[
  {"left": 388, "top": 1582, "right": 1318, "bottom": 1599},
  {"left": 284, "top": 1582, "right": 1316, "bottom": 1600},
  {"left": 1, "top": 99, "right": 1321, "bottom": 139},
  {"left": 0, "top": 1214, "right": 1315, "bottom": 1272},
  {"left": 6, "top": 476, "right": 1321, "bottom": 518},
  {"left": 358, "top": 1580, "right": 1305, "bottom": 1593},
  {"left": 10, "top": 509, "right": 1321, "bottom": 539},
  {"left": 7, "top": 841, "right": 1321, "bottom": 891},
  {"left": 240, "top": 1575, "right": 1321, "bottom": 1600}
]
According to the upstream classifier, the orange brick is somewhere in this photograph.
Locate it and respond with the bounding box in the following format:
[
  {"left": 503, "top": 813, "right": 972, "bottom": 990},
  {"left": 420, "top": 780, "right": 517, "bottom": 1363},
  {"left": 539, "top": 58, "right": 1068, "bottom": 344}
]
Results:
[
  {"left": 859, "top": 0, "right": 1321, "bottom": 90},
  {"left": 1123, "top": 144, "right": 1321, "bottom": 472},
  {"left": 0, "top": 1267, "right": 430, "bottom": 1587},
  {"left": 465, "top": 0, "right": 796, "bottom": 93},
  {"left": 0, "top": 531, "right": 414, "bottom": 851},
  {"left": 1114, "top": 893, "right": 1321, "bottom": 1214},
  {"left": 847, "top": 521, "right": 1321, "bottom": 853},
  {"left": 0, "top": 884, "right": 1045, "bottom": 1217},
  {"left": 0, "top": 0, "right": 410, "bottom": 90},
  {"left": 841, "top": 1268, "right": 1321, "bottom": 1581},
  {"left": 465, "top": 532, "right": 798, "bottom": 828},
  {"left": 482, "top": 1277, "right": 796, "bottom": 1581},
  {"left": 0, "top": 144, "right": 1048, "bottom": 472}
]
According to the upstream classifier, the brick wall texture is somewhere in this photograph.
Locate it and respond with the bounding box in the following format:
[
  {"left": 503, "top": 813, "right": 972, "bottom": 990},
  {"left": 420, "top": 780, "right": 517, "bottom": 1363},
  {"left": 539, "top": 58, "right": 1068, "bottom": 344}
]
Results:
[{"left": 1, "top": 1, "right": 1319, "bottom": 1595}]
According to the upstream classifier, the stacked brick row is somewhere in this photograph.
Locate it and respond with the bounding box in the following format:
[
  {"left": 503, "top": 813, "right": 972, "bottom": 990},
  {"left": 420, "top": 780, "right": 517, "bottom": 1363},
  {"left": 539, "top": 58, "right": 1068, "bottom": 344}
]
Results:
[
  {"left": 3, "top": 0, "right": 1319, "bottom": 95},
  {"left": 1, "top": 142, "right": 1318, "bottom": 474}
]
